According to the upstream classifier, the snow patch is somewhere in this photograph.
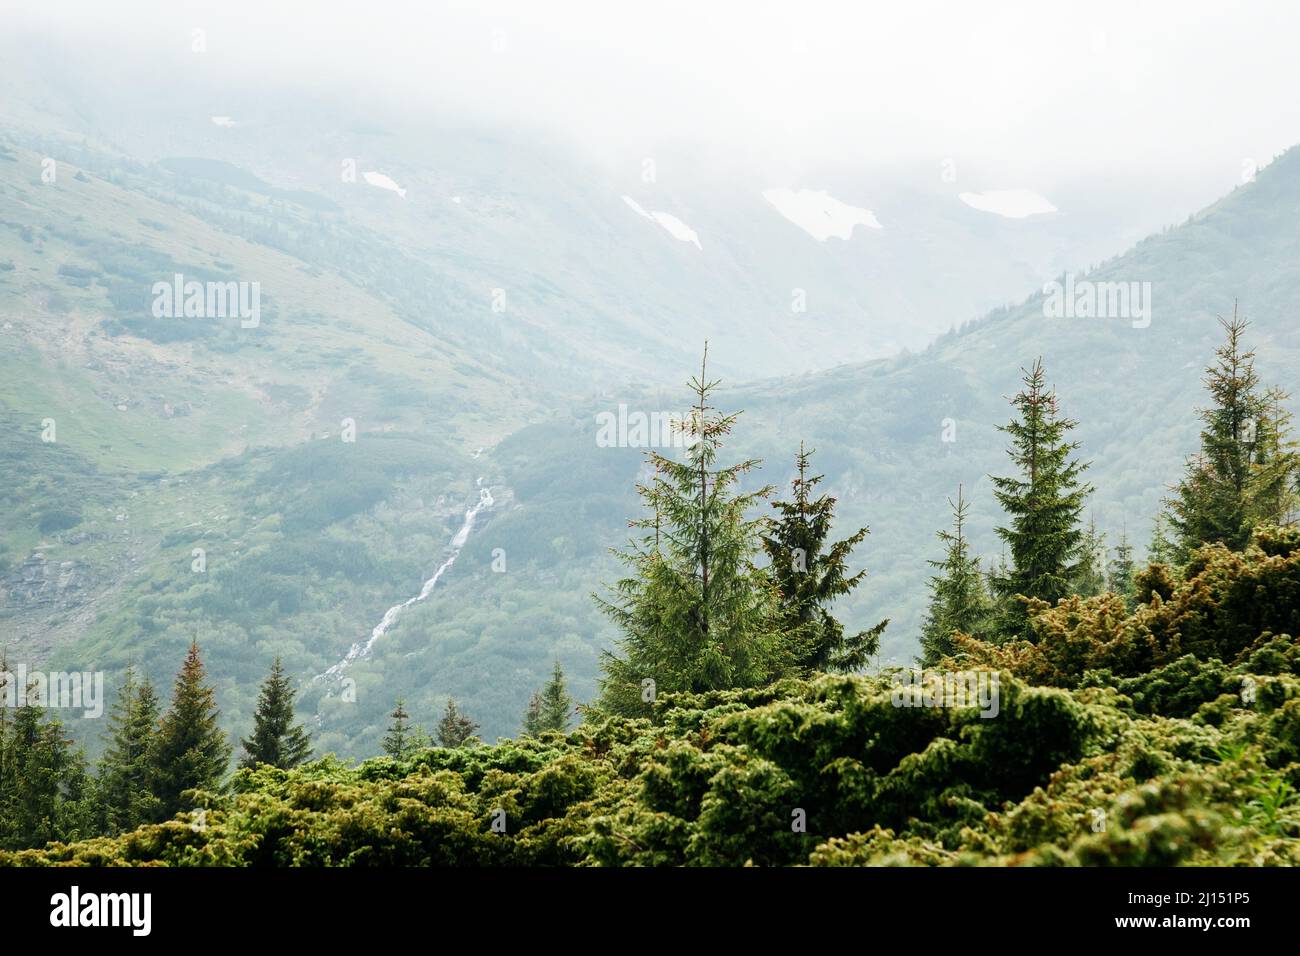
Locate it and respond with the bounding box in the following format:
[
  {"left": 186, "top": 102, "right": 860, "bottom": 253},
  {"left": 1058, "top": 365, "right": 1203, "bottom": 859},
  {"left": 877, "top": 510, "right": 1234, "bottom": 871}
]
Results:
[
  {"left": 210, "top": 116, "right": 237, "bottom": 128},
  {"left": 622, "top": 196, "right": 702, "bottom": 249},
  {"left": 959, "top": 189, "right": 1057, "bottom": 219},
  {"left": 762, "top": 188, "right": 882, "bottom": 240},
  {"left": 364, "top": 171, "right": 407, "bottom": 198}
]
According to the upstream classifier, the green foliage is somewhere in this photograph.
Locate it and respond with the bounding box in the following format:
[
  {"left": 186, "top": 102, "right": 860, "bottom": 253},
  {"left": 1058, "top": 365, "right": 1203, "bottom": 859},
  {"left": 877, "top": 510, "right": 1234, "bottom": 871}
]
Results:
[{"left": 761, "top": 443, "right": 886, "bottom": 672}]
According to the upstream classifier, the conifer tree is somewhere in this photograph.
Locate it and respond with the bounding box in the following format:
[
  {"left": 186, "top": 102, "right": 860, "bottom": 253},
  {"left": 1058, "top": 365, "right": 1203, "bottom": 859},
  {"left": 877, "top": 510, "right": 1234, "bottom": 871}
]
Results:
[
  {"left": 435, "top": 699, "right": 479, "bottom": 748},
  {"left": 0, "top": 693, "right": 93, "bottom": 850},
  {"left": 919, "top": 485, "right": 991, "bottom": 666},
  {"left": 990, "top": 358, "right": 1093, "bottom": 639},
  {"left": 382, "top": 699, "right": 416, "bottom": 760},
  {"left": 761, "top": 443, "right": 886, "bottom": 672},
  {"left": 596, "top": 346, "right": 793, "bottom": 714},
  {"left": 1073, "top": 519, "right": 1108, "bottom": 598},
  {"left": 1148, "top": 513, "right": 1177, "bottom": 566},
  {"left": 1166, "top": 310, "right": 1297, "bottom": 557},
  {"left": 98, "top": 667, "right": 161, "bottom": 832},
  {"left": 149, "top": 641, "right": 231, "bottom": 818},
  {"left": 239, "top": 658, "right": 312, "bottom": 770},
  {"left": 522, "top": 662, "right": 572, "bottom": 735},
  {"left": 1107, "top": 532, "right": 1138, "bottom": 606}
]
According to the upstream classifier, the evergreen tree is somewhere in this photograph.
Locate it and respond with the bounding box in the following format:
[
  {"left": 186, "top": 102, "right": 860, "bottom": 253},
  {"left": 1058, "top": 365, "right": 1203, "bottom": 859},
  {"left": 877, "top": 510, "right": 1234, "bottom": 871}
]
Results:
[
  {"left": 596, "top": 346, "right": 794, "bottom": 714},
  {"left": 1166, "top": 310, "right": 1297, "bottom": 557},
  {"left": 98, "top": 667, "right": 161, "bottom": 833},
  {"left": 990, "top": 358, "right": 1093, "bottom": 639},
  {"left": 522, "top": 662, "right": 572, "bottom": 735},
  {"left": 1107, "top": 532, "right": 1138, "bottom": 606},
  {"left": 149, "top": 641, "right": 231, "bottom": 819},
  {"left": 760, "top": 443, "right": 887, "bottom": 672},
  {"left": 0, "top": 691, "right": 94, "bottom": 850},
  {"left": 919, "top": 485, "right": 991, "bottom": 666},
  {"left": 1073, "top": 519, "right": 1108, "bottom": 598},
  {"left": 239, "top": 658, "right": 312, "bottom": 771},
  {"left": 435, "top": 699, "right": 479, "bottom": 748},
  {"left": 382, "top": 699, "right": 417, "bottom": 760},
  {"left": 1148, "top": 512, "right": 1178, "bottom": 566}
]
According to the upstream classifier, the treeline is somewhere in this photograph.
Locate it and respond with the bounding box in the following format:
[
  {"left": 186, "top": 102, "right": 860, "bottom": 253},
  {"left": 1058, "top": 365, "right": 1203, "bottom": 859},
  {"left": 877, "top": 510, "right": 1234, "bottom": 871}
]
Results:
[{"left": 590, "top": 310, "right": 1297, "bottom": 712}]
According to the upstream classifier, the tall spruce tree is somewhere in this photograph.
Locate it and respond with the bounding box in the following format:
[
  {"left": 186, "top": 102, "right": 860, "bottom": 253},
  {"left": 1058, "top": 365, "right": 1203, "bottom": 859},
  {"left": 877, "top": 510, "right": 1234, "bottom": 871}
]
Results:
[
  {"left": 435, "top": 699, "right": 479, "bottom": 748},
  {"left": 239, "top": 658, "right": 312, "bottom": 770},
  {"left": 1166, "top": 310, "right": 1297, "bottom": 558},
  {"left": 1148, "top": 512, "right": 1177, "bottom": 566},
  {"left": 990, "top": 358, "right": 1093, "bottom": 639},
  {"left": 595, "top": 346, "right": 793, "bottom": 715},
  {"left": 98, "top": 667, "right": 161, "bottom": 832},
  {"left": 149, "top": 641, "right": 231, "bottom": 818},
  {"left": 0, "top": 693, "right": 94, "bottom": 850},
  {"left": 760, "top": 443, "right": 886, "bottom": 672},
  {"left": 919, "top": 485, "right": 991, "bottom": 666}
]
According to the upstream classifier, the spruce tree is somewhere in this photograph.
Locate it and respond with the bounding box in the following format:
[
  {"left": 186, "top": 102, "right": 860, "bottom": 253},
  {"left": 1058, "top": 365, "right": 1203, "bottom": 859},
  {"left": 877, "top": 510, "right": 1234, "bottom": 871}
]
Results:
[
  {"left": 521, "top": 661, "right": 572, "bottom": 735},
  {"left": 1107, "top": 532, "right": 1138, "bottom": 606},
  {"left": 0, "top": 695, "right": 90, "bottom": 850},
  {"left": 1148, "top": 512, "right": 1177, "bottom": 566},
  {"left": 1166, "top": 310, "right": 1297, "bottom": 557},
  {"left": 149, "top": 641, "right": 231, "bottom": 818},
  {"left": 435, "top": 699, "right": 479, "bottom": 748},
  {"left": 98, "top": 667, "right": 162, "bottom": 832},
  {"left": 1073, "top": 519, "right": 1108, "bottom": 598},
  {"left": 382, "top": 699, "right": 416, "bottom": 759},
  {"left": 596, "top": 346, "right": 793, "bottom": 714},
  {"left": 919, "top": 485, "right": 991, "bottom": 666},
  {"left": 760, "top": 443, "right": 887, "bottom": 672},
  {"left": 239, "top": 658, "right": 312, "bottom": 770},
  {"left": 990, "top": 358, "right": 1093, "bottom": 639}
]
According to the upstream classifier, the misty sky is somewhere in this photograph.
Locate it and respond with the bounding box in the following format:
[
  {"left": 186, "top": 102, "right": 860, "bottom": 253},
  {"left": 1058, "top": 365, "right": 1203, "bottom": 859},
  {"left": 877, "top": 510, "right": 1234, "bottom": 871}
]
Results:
[{"left": 7, "top": 0, "right": 1300, "bottom": 190}]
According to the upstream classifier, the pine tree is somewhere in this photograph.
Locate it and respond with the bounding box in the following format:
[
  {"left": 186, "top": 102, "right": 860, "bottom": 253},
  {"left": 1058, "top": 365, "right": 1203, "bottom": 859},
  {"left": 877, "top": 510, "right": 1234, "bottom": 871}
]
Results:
[
  {"left": 382, "top": 699, "right": 416, "bottom": 760},
  {"left": 1073, "top": 519, "right": 1108, "bottom": 598},
  {"left": 990, "top": 358, "right": 1093, "bottom": 639},
  {"left": 98, "top": 667, "right": 162, "bottom": 832},
  {"left": 1166, "top": 310, "right": 1296, "bottom": 557},
  {"left": 919, "top": 485, "right": 992, "bottom": 665},
  {"left": 521, "top": 661, "right": 572, "bottom": 735},
  {"left": 596, "top": 345, "right": 794, "bottom": 715},
  {"left": 760, "top": 443, "right": 887, "bottom": 672},
  {"left": 149, "top": 641, "right": 231, "bottom": 819},
  {"left": 1107, "top": 532, "right": 1138, "bottom": 605},
  {"left": 239, "top": 658, "right": 312, "bottom": 771},
  {"left": 435, "top": 699, "right": 479, "bottom": 748}
]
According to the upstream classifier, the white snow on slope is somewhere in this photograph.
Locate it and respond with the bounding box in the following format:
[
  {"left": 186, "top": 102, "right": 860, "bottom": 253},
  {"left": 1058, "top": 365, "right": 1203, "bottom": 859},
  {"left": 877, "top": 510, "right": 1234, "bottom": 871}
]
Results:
[
  {"left": 762, "top": 188, "right": 882, "bottom": 240},
  {"left": 959, "top": 189, "right": 1057, "bottom": 219},
  {"left": 210, "top": 116, "right": 237, "bottom": 128},
  {"left": 364, "top": 171, "right": 407, "bottom": 198},
  {"left": 622, "top": 196, "right": 702, "bottom": 249}
]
